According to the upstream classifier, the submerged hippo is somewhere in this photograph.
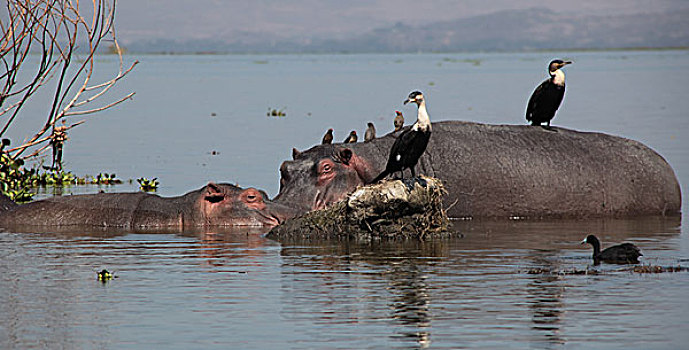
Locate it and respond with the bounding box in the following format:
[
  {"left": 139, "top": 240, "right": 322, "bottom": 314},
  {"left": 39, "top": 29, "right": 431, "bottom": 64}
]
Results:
[
  {"left": 277, "top": 121, "right": 681, "bottom": 219},
  {"left": 0, "top": 183, "right": 297, "bottom": 228}
]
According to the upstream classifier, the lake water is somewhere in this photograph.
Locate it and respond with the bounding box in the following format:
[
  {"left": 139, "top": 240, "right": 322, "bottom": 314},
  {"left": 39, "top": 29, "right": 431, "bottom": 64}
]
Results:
[{"left": 1, "top": 50, "right": 688, "bottom": 349}]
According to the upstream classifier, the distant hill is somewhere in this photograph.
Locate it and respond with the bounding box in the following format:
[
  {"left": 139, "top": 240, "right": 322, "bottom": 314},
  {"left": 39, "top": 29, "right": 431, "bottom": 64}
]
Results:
[{"left": 124, "top": 8, "right": 689, "bottom": 53}]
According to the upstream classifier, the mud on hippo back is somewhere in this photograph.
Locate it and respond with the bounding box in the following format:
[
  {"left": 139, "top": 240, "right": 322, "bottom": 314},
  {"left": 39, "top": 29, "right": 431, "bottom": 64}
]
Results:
[
  {"left": 276, "top": 121, "right": 681, "bottom": 219},
  {"left": 0, "top": 183, "right": 297, "bottom": 229}
]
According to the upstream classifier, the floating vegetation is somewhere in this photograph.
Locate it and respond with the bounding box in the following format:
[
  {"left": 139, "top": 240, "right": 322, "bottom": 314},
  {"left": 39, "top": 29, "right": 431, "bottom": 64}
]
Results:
[
  {"left": 525, "top": 268, "right": 602, "bottom": 275},
  {"left": 525, "top": 264, "right": 688, "bottom": 275},
  {"left": 428, "top": 81, "right": 435, "bottom": 86},
  {"left": 1, "top": 146, "right": 34, "bottom": 202},
  {"left": 97, "top": 269, "right": 117, "bottom": 283},
  {"left": 253, "top": 60, "right": 269, "bottom": 64},
  {"left": 441, "top": 57, "right": 482, "bottom": 66},
  {"left": 90, "top": 173, "right": 122, "bottom": 185},
  {"left": 137, "top": 177, "right": 159, "bottom": 192},
  {"left": 267, "top": 176, "right": 451, "bottom": 242},
  {"left": 632, "top": 265, "right": 687, "bottom": 273},
  {"left": 267, "top": 107, "right": 286, "bottom": 117}
]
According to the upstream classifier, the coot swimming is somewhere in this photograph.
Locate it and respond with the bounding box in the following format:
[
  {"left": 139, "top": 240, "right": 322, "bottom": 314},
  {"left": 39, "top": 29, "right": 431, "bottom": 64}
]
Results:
[{"left": 581, "top": 234, "right": 642, "bottom": 265}]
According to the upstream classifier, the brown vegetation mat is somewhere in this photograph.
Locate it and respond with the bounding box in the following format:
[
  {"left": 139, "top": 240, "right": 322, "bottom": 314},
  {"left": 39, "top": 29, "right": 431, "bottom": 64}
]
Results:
[
  {"left": 267, "top": 176, "right": 452, "bottom": 242},
  {"left": 525, "top": 265, "right": 688, "bottom": 275}
]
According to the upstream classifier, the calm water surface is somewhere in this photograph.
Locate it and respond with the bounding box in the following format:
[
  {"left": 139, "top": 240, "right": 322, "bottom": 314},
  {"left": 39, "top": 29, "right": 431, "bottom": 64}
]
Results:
[{"left": 1, "top": 50, "right": 688, "bottom": 349}]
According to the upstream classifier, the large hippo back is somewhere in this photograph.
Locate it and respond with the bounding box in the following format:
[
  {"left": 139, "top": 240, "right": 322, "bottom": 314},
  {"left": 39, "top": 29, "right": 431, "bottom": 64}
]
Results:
[
  {"left": 281, "top": 121, "right": 681, "bottom": 219},
  {"left": 0, "top": 192, "right": 179, "bottom": 227},
  {"left": 0, "top": 194, "right": 18, "bottom": 211}
]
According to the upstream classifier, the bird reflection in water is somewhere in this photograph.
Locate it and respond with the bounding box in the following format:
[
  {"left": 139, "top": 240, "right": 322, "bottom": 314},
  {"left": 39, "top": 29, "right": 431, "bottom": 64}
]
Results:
[
  {"left": 387, "top": 260, "right": 432, "bottom": 349},
  {"left": 526, "top": 254, "right": 566, "bottom": 347}
]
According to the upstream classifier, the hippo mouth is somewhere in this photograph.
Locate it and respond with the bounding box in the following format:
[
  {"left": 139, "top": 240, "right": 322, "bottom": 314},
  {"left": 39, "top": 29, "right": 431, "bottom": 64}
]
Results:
[
  {"left": 257, "top": 203, "right": 299, "bottom": 227},
  {"left": 257, "top": 211, "right": 283, "bottom": 227}
]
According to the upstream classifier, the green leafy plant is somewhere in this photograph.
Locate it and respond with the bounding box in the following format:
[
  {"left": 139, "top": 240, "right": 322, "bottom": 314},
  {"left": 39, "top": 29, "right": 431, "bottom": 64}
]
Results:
[
  {"left": 92, "top": 173, "right": 122, "bottom": 185},
  {"left": 267, "top": 107, "right": 287, "bottom": 117},
  {"left": 2, "top": 138, "right": 126, "bottom": 203},
  {"left": 137, "top": 177, "right": 159, "bottom": 192},
  {"left": 1, "top": 141, "right": 34, "bottom": 202}
]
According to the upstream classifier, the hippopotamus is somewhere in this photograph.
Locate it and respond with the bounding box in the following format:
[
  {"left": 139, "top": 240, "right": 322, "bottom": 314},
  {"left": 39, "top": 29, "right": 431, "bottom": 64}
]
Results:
[
  {"left": 0, "top": 183, "right": 297, "bottom": 228},
  {"left": 277, "top": 121, "right": 681, "bottom": 219}
]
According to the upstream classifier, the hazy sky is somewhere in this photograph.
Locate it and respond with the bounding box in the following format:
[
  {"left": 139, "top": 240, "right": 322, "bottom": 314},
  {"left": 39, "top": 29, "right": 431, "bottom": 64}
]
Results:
[{"left": 115, "top": 0, "right": 689, "bottom": 42}]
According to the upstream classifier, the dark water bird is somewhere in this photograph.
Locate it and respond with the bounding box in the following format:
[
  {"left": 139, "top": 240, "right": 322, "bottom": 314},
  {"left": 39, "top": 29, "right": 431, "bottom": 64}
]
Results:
[
  {"left": 581, "top": 234, "right": 643, "bottom": 265},
  {"left": 364, "top": 122, "right": 376, "bottom": 142},
  {"left": 344, "top": 130, "right": 357, "bottom": 143},
  {"left": 393, "top": 110, "right": 404, "bottom": 132},
  {"left": 526, "top": 59, "right": 572, "bottom": 129},
  {"left": 370, "top": 91, "right": 432, "bottom": 183},
  {"left": 322, "top": 128, "right": 334, "bottom": 144}
]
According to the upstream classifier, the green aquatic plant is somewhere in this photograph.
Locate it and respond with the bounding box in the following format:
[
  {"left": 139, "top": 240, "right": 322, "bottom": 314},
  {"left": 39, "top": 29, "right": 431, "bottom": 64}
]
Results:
[
  {"left": 92, "top": 173, "right": 122, "bottom": 185},
  {"left": 137, "top": 177, "right": 159, "bottom": 192},
  {"left": 2, "top": 138, "right": 125, "bottom": 202},
  {"left": 1, "top": 143, "right": 34, "bottom": 202},
  {"left": 267, "top": 107, "right": 287, "bottom": 117}
]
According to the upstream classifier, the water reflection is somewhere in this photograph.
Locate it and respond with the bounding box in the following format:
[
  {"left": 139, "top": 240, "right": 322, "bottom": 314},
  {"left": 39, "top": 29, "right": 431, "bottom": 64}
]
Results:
[
  {"left": 526, "top": 253, "right": 566, "bottom": 348},
  {"left": 387, "top": 259, "right": 432, "bottom": 348},
  {"left": 0, "top": 213, "right": 684, "bottom": 349},
  {"left": 278, "top": 241, "right": 449, "bottom": 349}
]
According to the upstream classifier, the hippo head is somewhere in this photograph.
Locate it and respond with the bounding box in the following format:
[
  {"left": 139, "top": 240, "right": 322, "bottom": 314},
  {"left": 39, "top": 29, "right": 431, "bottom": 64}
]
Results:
[
  {"left": 198, "top": 183, "right": 298, "bottom": 227},
  {"left": 275, "top": 145, "right": 376, "bottom": 213}
]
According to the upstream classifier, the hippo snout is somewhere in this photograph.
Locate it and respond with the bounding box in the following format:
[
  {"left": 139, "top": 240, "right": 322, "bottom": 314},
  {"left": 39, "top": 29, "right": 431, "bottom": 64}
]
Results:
[{"left": 266, "top": 202, "right": 300, "bottom": 225}]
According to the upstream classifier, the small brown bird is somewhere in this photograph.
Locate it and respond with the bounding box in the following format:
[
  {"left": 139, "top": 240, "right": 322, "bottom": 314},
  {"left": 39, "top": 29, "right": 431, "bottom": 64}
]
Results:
[
  {"left": 393, "top": 110, "right": 404, "bottom": 132},
  {"left": 322, "top": 128, "right": 333, "bottom": 144},
  {"left": 343, "top": 130, "right": 357, "bottom": 143},
  {"left": 364, "top": 122, "right": 376, "bottom": 142}
]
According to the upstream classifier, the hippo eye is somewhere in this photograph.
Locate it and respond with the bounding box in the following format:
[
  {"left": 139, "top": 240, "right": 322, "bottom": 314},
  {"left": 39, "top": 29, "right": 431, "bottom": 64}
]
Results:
[
  {"left": 243, "top": 189, "right": 263, "bottom": 203},
  {"left": 322, "top": 164, "right": 332, "bottom": 173}
]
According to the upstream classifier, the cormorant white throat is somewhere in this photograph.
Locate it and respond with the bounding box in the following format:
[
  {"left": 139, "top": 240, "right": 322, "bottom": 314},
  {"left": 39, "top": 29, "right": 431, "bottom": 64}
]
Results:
[
  {"left": 370, "top": 91, "right": 431, "bottom": 183},
  {"left": 526, "top": 59, "right": 572, "bottom": 129}
]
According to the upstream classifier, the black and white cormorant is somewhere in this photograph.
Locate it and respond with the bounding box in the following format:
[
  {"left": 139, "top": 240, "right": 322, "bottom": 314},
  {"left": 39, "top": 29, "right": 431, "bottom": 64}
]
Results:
[
  {"left": 322, "top": 128, "right": 333, "bottom": 144},
  {"left": 526, "top": 59, "right": 572, "bottom": 129},
  {"left": 364, "top": 122, "right": 376, "bottom": 142},
  {"left": 343, "top": 130, "right": 357, "bottom": 143},
  {"left": 370, "top": 91, "right": 432, "bottom": 183},
  {"left": 393, "top": 110, "right": 404, "bottom": 132}
]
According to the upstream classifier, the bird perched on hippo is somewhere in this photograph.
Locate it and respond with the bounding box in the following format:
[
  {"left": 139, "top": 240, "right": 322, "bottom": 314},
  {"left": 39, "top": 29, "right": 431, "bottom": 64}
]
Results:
[
  {"left": 371, "top": 91, "right": 432, "bottom": 183},
  {"left": 526, "top": 59, "right": 572, "bottom": 129},
  {"left": 0, "top": 183, "right": 298, "bottom": 229},
  {"left": 276, "top": 121, "right": 681, "bottom": 219}
]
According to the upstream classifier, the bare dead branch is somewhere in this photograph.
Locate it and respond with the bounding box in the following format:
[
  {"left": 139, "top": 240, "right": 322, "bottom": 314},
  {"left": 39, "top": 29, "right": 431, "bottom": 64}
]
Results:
[{"left": 1, "top": 0, "right": 135, "bottom": 161}]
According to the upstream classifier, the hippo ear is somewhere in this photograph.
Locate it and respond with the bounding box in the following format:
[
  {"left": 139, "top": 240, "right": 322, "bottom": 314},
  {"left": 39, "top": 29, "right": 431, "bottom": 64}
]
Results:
[
  {"left": 292, "top": 148, "right": 302, "bottom": 160},
  {"left": 204, "top": 182, "right": 225, "bottom": 203},
  {"left": 337, "top": 148, "right": 353, "bottom": 165}
]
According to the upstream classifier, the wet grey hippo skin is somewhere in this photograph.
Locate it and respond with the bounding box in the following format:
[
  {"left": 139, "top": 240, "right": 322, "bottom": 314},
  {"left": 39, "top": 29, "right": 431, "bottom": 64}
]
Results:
[
  {"left": 0, "top": 183, "right": 297, "bottom": 228},
  {"left": 278, "top": 121, "right": 681, "bottom": 219},
  {"left": 0, "top": 194, "right": 17, "bottom": 211}
]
